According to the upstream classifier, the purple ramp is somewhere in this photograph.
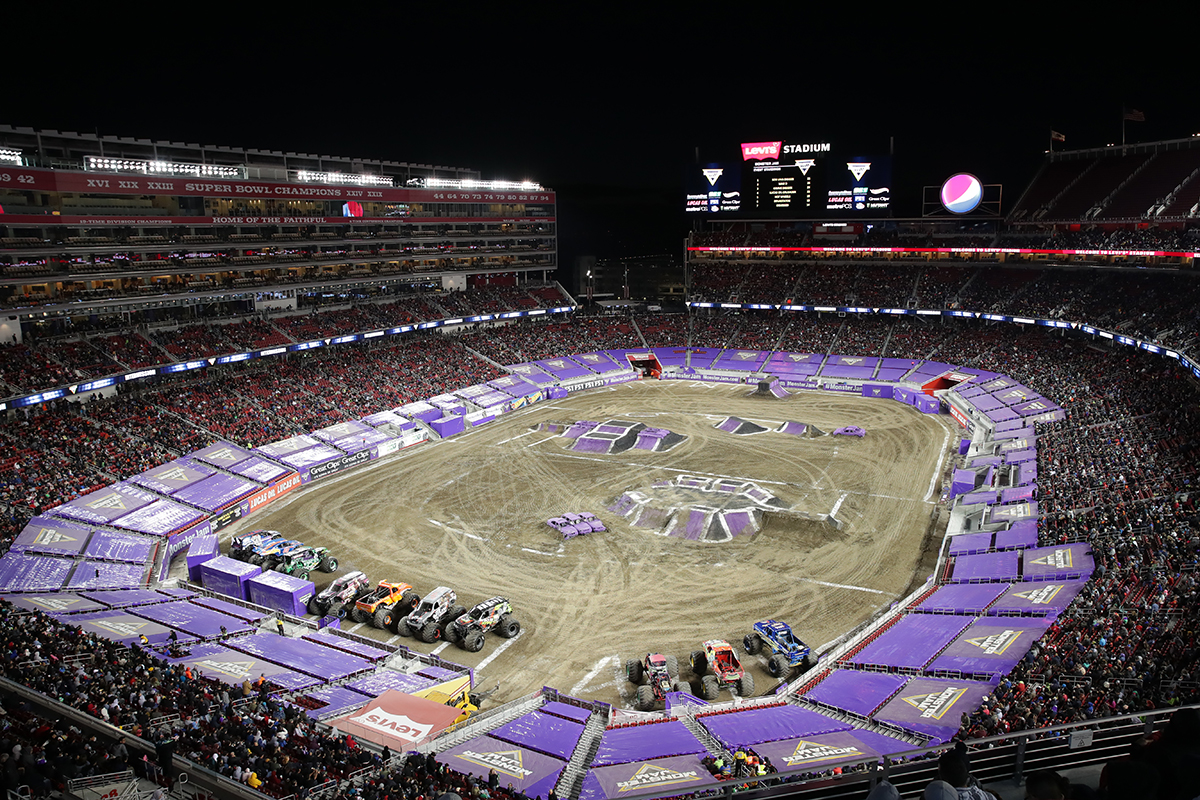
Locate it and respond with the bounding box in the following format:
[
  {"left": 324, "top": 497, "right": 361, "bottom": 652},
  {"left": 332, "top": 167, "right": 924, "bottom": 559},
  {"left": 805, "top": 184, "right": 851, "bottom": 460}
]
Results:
[
  {"left": 50, "top": 483, "right": 159, "bottom": 526},
  {"left": 83, "top": 531, "right": 155, "bottom": 564},
  {"left": 172, "top": 473, "right": 259, "bottom": 512},
  {"left": 873, "top": 676, "right": 996, "bottom": 744},
  {"left": 438, "top": 735, "right": 567, "bottom": 794},
  {"left": 80, "top": 588, "right": 168, "bottom": 607},
  {"left": 928, "top": 618, "right": 1053, "bottom": 678},
  {"left": 72, "top": 610, "right": 193, "bottom": 645},
  {"left": 345, "top": 669, "right": 437, "bottom": 697},
  {"left": 541, "top": 701, "right": 594, "bottom": 724},
  {"left": 948, "top": 532, "right": 993, "bottom": 556},
  {"left": 994, "top": 520, "right": 1038, "bottom": 551},
  {"left": 850, "top": 614, "right": 974, "bottom": 671},
  {"left": 585, "top": 754, "right": 719, "bottom": 800},
  {"left": 303, "top": 629, "right": 391, "bottom": 661},
  {"left": 1001, "top": 486, "right": 1036, "bottom": 504},
  {"left": 131, "top": 600, "right": 254, "bottom": 638},
  {"left": 989, "top": 581, "right": 1087, "bottom": 618},
  {"left": 227, "top": 631, "right": 371, "bottom": 681},
  {"left": 778, "top": 421, "right": 808, "bottom": 436},
  {"left": 699, "top": 704, "right": 851, "bottom": 748},
  {"left": 172, "top": 644, "right": 319, "bottom": 691},
  {"left": 66, "top": 561, "right": 147, "bottom": 590},
  {"left": 913, "top": 583, "right": 1009, "bottom": 615},
  {"left": 1, "top": 592, "right": 108, "bottom": 615},
  {"left": 11, "top": 516, "right": 92, "bottom": 556},
  {"left": 752, "top": 730, "right": 883, "bottom": 770},
  {"left": 950, "top": 551, "right": 1021, "bottom": 583},
  {"left": 295, "top": 684, "right": 371, "bottom": 720},
  {"left": 190, "top": 595, "right": 271, "bottom": 623},
  {"left": 805, "top": 670, "right": 909, "bottom": 717},
  {"left": 1022, "top": 544, "right": 1094, "bottom": 581},
  {"left": 130, "top": 459, "right": 215, "bottom": 495},
  {"left": 591, "top": 721, "right": 704, "bottom": 766},
  {"left": 490, "top": 710, "right": 585, "bottom": 760}
]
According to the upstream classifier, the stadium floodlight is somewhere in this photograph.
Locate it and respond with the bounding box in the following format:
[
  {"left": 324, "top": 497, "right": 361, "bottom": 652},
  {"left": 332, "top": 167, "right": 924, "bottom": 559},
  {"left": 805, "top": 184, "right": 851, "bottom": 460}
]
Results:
[
  {"left": 0, "top": 148, "right": 21, "bottom": 164},
  {"left": 424, "top": 177, "right": 544, "bottom": 192},
  {"left": 84, "top": 156, "right": 245, "bottom": 178},
  {"left": 295, "top": 170, "right": 395, "bottom": 187}
]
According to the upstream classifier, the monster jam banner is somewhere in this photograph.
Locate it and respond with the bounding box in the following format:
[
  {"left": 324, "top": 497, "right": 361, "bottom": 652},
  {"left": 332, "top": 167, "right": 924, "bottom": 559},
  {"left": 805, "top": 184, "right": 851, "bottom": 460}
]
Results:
[
  {"left": 872, "top": 677, "right": 996, "bottom": 744},
  {"left": 438, "top": 735, "right": 568, "bottom": 795},
  {"left": 585, "top": 754, "right": 720, "bottom": 800},
  {"left": 301, "top": 448, "right": 376, "bottom": 483},
  {"left": 750, "top": 731, "right": 883, "bottom": 771},
  {"left": 49, "top": 482, "right": 160, "bottom": 526},
  {"left": 927, "top": 617, "right": 1053, "bottom": 678},
  {"left": 1021, "top": 544, "right": 1094, "bottom": 581},
  {"left": 988, "top": 580, "right": 1087, "bottom": 618},
  {"left": 334, "top": 689, "right": 464, "bottom": 750},
  {"left": 10, "top": 516, "right": 93, "bottom": 556},
  {"left": 190, "top": 441, "right": 259, "bottom": 470}
]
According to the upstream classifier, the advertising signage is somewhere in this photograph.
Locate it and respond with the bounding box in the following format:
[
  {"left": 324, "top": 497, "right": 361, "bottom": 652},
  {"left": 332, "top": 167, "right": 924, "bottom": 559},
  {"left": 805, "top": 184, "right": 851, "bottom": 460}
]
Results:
[{"left": 685, "top": 139, "right": 892, "bottom": 218}]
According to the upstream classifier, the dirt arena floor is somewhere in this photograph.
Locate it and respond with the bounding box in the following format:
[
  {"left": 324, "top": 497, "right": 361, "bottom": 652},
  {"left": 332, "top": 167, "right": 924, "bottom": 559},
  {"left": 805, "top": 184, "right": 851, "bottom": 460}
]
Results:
[{"left": 220, "top": 380, "right": 956, "bottom": 709}]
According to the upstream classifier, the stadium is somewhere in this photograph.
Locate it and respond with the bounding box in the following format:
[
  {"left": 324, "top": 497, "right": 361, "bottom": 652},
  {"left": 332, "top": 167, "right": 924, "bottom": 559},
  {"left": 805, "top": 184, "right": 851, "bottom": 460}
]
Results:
[{"left": 0, "top": 121, "right": 1198, "bottom": 800}]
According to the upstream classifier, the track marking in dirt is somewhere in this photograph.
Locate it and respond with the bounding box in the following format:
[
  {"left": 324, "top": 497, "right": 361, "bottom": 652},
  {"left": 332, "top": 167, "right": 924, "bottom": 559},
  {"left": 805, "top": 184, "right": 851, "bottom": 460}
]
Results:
[
  {"left": 428, "top": 519, "right": 484, "bottom": 540},
  {"left": 520, "top": 547, "right": 564, "bottom": 558},
  {"left": 926, "top": 427, "right": 954, "bottom": 502},
  {"left": 475, "top": 630, "right": 524, "bottom": 672},
  {"left": 496, "top": 430, "right": 537, "bottom": 445},
  {"left": 385, "top": 634, "right": 401, "bottom": 645},
  {"left": 431, "top": 642, "right": 451, "bottom": 656},
  {"left": 348, "top": 622, "right": 367, "bottom": 633},
  {"left": 797, "top": 578, "right": 888, "bottom": 595},
  {"left": 524, "top": 437, "right": 549, "bottom": 449},
  {"left": 571, "top": 655, "right": 620, "bottom": 694},
  {"left": 829, "top": 492, "right": 849, "bottom": 518}
]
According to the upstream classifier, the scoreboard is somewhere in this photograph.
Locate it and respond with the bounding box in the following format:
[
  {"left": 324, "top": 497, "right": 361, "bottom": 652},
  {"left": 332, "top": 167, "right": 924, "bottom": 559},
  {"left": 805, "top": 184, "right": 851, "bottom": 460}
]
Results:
[{"left": 684, "top": 139, "right": 892, "bottom": 218}]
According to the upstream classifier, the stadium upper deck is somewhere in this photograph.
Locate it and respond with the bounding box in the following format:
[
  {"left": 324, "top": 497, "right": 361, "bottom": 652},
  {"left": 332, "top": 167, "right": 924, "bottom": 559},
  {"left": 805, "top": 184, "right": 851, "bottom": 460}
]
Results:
[{"left": 0, "top": 126, "right": 557, "bottom": 316}]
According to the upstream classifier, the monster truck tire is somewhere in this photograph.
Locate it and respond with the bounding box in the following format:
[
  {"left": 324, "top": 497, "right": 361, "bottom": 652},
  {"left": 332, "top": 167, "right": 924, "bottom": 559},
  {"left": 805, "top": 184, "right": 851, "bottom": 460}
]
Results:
[
  {"left": 296, "top": 570, "right": 309, "bottom": 582},
  {"left": 400, "top": 590, "right": 419, "bottom": 611},
  {"left": 352, "top": 606, "right": 369, "bottom": 624},
  {"left": 635, "top": 684, "right": 656, "bottom": 711},
  {"left": 462, "top": 631, "right": 485, "bottom": 653},
  {"left": 625, "top": 659, "right": 644, "bottom": 685},
  {"left": 374, "top": 607, "right": 393, "bottom": 630},
  {"left": 419, "top": 621, "right": 441, "bottom": 643},
  {"left": 768, "top": 654, "right": 790, "bottom": 679},
  {"left": 665, "top": 655, "right": 679, "bottom": 678},
  {"left": 497, "top": 614, "right": 520, "bottom": 638},
  {"left": 690, "top": 650, "right": 708, "bottom": 676},
  {"left": 803, "top": 652, "right": 819, "bottom": 670},
  {"left": 396, "top": 618, "right": 412, "bottom": 637},
  {"left": 307, "top": 598, "right": 322, "bottom": 617},
  {"left": 319, "top": 557, "right": 338, "bottom": 573},
  {"left": 336, "top": 604, "right": 352, "bottom": 620},
  {"left": 250, "top": 554, "right": 265, "bottom": 566},
  {"left": 736, "top": 673, "right": 755, "bottom": 697},
  {"left": 701, "top": 675, "right": 720, "bottom": 701},
  {"left": 446, "top": 623, "right": 462, "bottom": 645},
  {"left": 744, "top": 633, "right": 763, "bottom": 655},
  {"left": 672, "top": 679, "right": 689, "bottom": 694}
]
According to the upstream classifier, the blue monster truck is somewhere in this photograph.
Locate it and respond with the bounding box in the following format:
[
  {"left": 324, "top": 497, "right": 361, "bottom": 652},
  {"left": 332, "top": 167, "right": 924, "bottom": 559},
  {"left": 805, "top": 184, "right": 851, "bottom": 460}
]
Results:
[{"left": 743, "top": 619, "right": 818, "bottom": 679}]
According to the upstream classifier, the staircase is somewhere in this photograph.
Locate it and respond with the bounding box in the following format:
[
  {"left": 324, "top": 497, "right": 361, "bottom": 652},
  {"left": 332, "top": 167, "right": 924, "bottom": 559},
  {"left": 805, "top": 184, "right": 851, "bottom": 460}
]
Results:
[
  {"left": 677, "top": 713, "right": 727, "bottom": 756},
  {"left": 555, "top": 709, "right": 609, "bottom": 799}
]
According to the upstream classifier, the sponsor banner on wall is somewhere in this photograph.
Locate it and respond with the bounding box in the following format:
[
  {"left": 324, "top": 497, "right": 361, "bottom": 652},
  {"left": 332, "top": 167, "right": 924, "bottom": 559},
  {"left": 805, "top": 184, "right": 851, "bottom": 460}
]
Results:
[{"left": 302, "top": 449, "right": 376, "bottom": 483}]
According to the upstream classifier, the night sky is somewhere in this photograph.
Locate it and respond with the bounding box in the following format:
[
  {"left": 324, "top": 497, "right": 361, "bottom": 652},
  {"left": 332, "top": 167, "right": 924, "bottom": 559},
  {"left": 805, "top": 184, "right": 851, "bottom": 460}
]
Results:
[{"left": 9, "top": 11, "right": 1197, "bottom": 267}]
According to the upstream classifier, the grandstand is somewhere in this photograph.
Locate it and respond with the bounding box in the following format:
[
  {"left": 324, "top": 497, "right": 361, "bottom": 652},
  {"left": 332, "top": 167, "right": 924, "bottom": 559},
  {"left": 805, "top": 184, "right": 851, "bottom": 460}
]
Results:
[{"left": 0, "top": 129, "right": 1198, "bottom": 800}]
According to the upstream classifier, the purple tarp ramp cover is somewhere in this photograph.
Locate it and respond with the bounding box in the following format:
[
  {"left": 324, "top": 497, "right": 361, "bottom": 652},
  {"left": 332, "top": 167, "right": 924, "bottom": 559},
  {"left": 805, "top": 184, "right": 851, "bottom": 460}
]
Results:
[
  {"left": 80, "top": 588, "right": 169, "bottom": 607},
  {"left": 11, "top": 516, "right": 93, "bottom": 556},
  {"left": 108, "top": 499, "right": 208, "bottom": 537},
  {"left": 303, "top": 629, "right": 391, "bottom": 661},
  {"left": 172, "top": 474, "right": 259, "bottom": 512},
  {"left": 582, "top": 754, "right": 719, "bottom": 800},
  {"left": 190, "top": 595, "right": 271, "bottom": 623},
  {"left": 1022, "top": 544, "right": 1094, "bottom": 581},
  {"left": 591, "top": 721, "right": 704, "bottom": 766},
  {"left": 489, "top": 710, "right": 585, "bottom": 760},
  {"left": 131, "top": 600, "right": 254, "bottom": 638},
  {"left": 751, "top": 730, "right": 884, "bottom": 770},
  {"left": 913, "top": 583, "right": 1009, "bottom": 615},
  {"left": 171, "top": 644, "right": 319, "bottom": 691},
  {"left": 66, "top": 561, "right": 147, "bottom": 590},
  {"left": 699, "top": 704, "right": 851, "bottom": 747},
  {"left": 1, "top": 592, "right": 108, "bottom": 615},
  {"left": 928, "top": 617, "right": 1053, "bottom": 678},
  {"left": 804, "top": 670, "right": 909, "bottom": 717},
  {"left": 438, "top": 734, "right": 566, "bottom": 795},
  {"left": 83, "top": 531, "right": 156, "bottom": 564},
  {"left": 540, "top": 701, "right": 594, "bottom": 724},
  {"left": 130, "top": 459, "right": 215, "bottom": 495},
  {"left": 191, "top": 441, "right": 258, "bottom": 469},
  {"left": 49, "top": 483, "right": 159, "bottom": 526},
  {"left": 228, "top": 631, "right": 371, "bottom": 681},
  {"left": 989, "top": 581, "right": 1088, "bottom": 618},
  {"left": 345, "top": 669, "right": 437, "bottom": 697},
  {"left": 994, "top": 520, "right": 1038, "bottom": 551},
  {"left": 948, "top": 532, "right": 993, "bottom": 556},
  {"left": 296, "top": 684, "right": 371, "bottom": 720},
  {"left": 950, "top": 551, "right": 1021, "bottom": 583},
  {"left": 873, "top": 677, "right": 996, "bottom": 744},
  {"left": 72, "top": 610, "right": 193, "bottom": 645},
  {"left": 850, "top": 614, "right": 974, "bottom": 671}
]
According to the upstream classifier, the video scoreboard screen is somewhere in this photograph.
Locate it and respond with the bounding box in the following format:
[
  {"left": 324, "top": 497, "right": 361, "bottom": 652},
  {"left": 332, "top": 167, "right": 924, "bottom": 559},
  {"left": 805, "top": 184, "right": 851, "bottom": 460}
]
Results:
[{"left": 684, "top": 139, "right": 892, "bottom": 218}]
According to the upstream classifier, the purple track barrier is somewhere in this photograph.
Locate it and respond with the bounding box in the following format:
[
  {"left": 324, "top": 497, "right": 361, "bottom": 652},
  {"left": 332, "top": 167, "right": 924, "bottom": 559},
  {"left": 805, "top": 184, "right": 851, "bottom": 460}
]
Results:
[
  {"left": 171, "top": 643, "right": 319, "bottom": 691},
  {"left": 83, "top": 531, "right": 156, "bottom": 564},
  {"left": 72, "top": 610, "right": 195, "bottom": 646},
  {"left": 988, "top": 580, "right": 1087, "bottom": 618},
  {"left": 10, "top": 516, "right": 93, "bottom": 556},
  {"left": 430, "top": 416, "right": 466, "bottom": 438},
  {"left": 198, "top": 556, "right": 262, "bottom": 601},
  {"left": 850, "top": 614, "right": 974, "bottom": 671},
  {"left": 186, "top": 533, "right": 220, "bottom": 582},
  {"left": 915, "top": 395, "right": 941, "bottom": 414},
  {"left": 66, "top": 561, "right": 148, "bottom": 590},
  {"left": 548, "top": 386, "right": 569, "bottom": 400},
  {"left": 862, "top": 384, "right": 893, "bottom": 400},
  {"left": 490, "top": 710, "right": 585, "bottom": 760},
  {"left": 928, "top": 617, "right": 1053, "bottom": 678},
  {"left": 994, "top": 520, "right": 1038, "bottom": 551},
  {"left": 591, "top": 721, "right": 705, "bottom": 766},
  {"left": 948, "top": 532, "right": 993, "bottom": 556},
  {"left": 958, "top": 438, "right": 971, "bottom": 455},
  {"left": 752, "top": 730, "right": 885, "bottom": 770},
  {"left": 541, "top": 701, "right": 594, "bottom": 724},
  {"left": 345, "top": 669, "right": 437, "bottom": 697},
  {"left": 131, "top": 600, "right": 254, "bottom": 639},
  {"left": 950, "top": 469, "right": 976, "bottom": 499},
  {"left": 295, "top": 684, "right": 371, "bottom": 720},
  {"left": 873, "top": 676, "right": 996, "bottom": 744},
  {"left": 700, "top": 704, "right": 851, "bottom": 748},
  {"left": 247, "top": 571, "right": 314, "bottom": 616},
  {"left": 949, "top": 551, "right": 1021, "bottom": 583},
  {"left": 913, "top": 583, "right": 1009, "bottom": 615},
  {"left": 805, "top": 670, "right": 909, "bottom": 717},
  {"left": 302, "top": 629, "right": 391, "bottom": 661},
  {"left": 1022, "top": 544, "right": 1094, "bottom": 581},
  {"left": 1, "top": 592, "right": 108, "bottom": 615},
  {"left": 892, "top": 386, "right": 916, "bottom": 406},
  {"left": 227, "top": 631, "right": 371, "bottom": 681},
  {"left": 583, "top": 754, "right": 718, "bottom": 800},
  {"left": 439, "top": 735, "right": 567, "bottom": 796}
]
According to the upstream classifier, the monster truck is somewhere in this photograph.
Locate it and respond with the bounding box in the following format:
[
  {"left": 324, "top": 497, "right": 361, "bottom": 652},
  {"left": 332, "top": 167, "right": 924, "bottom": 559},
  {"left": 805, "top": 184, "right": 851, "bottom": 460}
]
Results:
[
  {"left": 229, "top": 530, "right": 291, "bottom": 564},
  {"left": 399, "top": 586, "right": 466, "bottom": 643},
  {"left": 353, "top": 581, "right": 420, "bottom": 630},
  {"left": 447, "top": 596, "right": 521, "bottom": 653},
  {"left": 743, "top": 619, "right": 818, "bottom": 679},
  {"left": 269, "top": 544, "right": 338, "bottom": 580},
  {"left": 307, "top": 570, "right": 372, "bottom": 618},
  {"left": 563, "top": 512, "right": 607, "bottom": 533},
  {"left": 624, "top": 653, "right": 687, "bottom": 711},
  {"left": 690, "top": 639, "right": 754, "bottom": 700},
  {"left": 249, "top": 536, "right": 303, "bottom": 568}
]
